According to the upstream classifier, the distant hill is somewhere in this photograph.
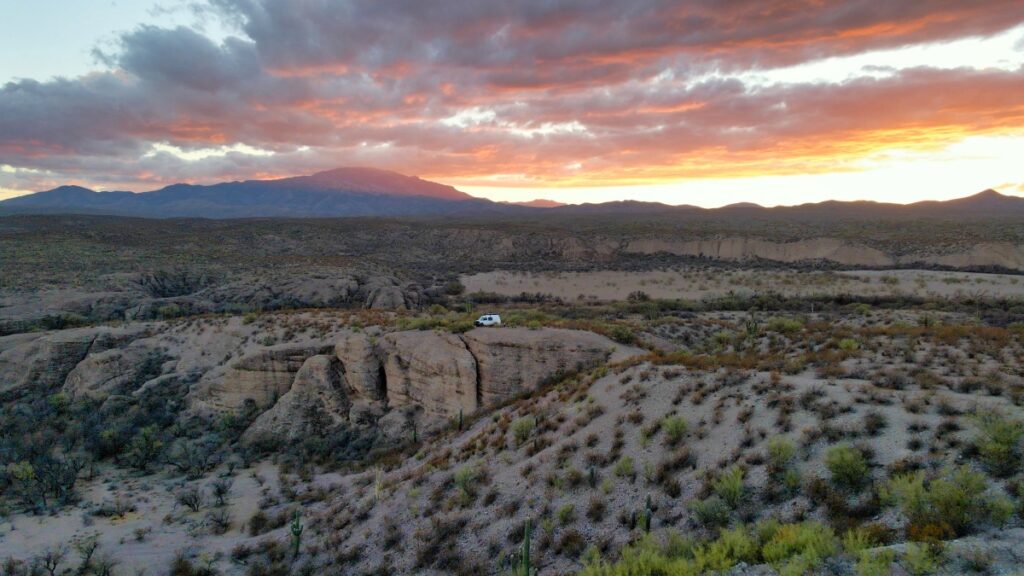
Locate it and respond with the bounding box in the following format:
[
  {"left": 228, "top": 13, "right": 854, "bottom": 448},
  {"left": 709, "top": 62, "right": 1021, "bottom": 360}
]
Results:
[
  {"left": 2, "top": 167, "right": 1022, "bottom": 220},
  {"left": 547, "top": 189, "right": 1024, "bottom": 220}
]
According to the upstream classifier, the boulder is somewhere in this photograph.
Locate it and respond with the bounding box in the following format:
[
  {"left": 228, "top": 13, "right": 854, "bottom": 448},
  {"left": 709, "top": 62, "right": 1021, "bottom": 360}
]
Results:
[
  {"left": 335, "top": 331, "right": 385, "bottom": 401},
  {"left": 461, "top": 328, "right": 625, "bottom": 407},
  {"left": 365, "top": 285, "right": 409, "bottom": 310},
  {"left": 193, "top": 342, "right": 333, "bottom": 412},
  {"left": 377, "top": 331, "right": 478, "bottom": 419},
  {"left": 62, "top": 347, "right": 157, "bottom": 400},
  {"left": 242, "top": 355, "right": 349, "bottom": 443}
]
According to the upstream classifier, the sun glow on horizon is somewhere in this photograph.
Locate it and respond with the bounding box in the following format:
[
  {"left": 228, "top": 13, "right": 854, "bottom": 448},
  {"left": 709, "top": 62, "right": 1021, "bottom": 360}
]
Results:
[{"left": 1, "top": 4, "right": 1023, "bottom": 206}]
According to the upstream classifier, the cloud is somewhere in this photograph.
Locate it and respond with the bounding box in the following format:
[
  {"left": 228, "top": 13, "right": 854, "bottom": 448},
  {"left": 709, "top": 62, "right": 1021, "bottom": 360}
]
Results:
[{"left": 1, "top": 0, "right": 1024, "bottom": 193}]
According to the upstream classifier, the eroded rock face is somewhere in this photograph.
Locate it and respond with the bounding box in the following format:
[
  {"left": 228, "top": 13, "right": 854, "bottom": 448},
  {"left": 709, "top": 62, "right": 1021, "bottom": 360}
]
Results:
[
  {"left": 242, "top": 355, "right": 349, "bottom": 443},
  {"left": 377, "top": 331, "right": 479, "bottom": 419},
  {"left": 62, "top": 347, "right": 156, "bottom": 400},
  {"left": 462, "top": 328, "right": 622, "bottom": 407},
  {"left": 334, "top": 331, "right": 384, "bottom": 401},
  {"left": 0, "top": 326, "right": 146, "bottom": 394},
  {"left": 193, "top": 343, "right": 333, "bottom": 412}
]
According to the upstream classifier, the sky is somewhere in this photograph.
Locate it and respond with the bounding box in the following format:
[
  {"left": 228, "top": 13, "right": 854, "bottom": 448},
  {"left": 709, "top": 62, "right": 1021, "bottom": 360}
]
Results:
[{"left": 1, "top": 1, "right": 1023, "bottom": 207}]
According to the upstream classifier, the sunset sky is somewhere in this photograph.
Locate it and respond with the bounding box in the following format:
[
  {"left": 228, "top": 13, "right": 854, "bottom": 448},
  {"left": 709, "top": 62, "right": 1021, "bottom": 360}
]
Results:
[{"left": 1, "top": 1, "right": 1023, "bottom": 206}]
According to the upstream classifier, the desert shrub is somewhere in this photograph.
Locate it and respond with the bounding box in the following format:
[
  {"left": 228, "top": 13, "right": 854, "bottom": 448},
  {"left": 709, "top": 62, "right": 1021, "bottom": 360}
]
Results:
[
  {"left": 767, "top": 436, "right": 796, "bottom": 472},
  {"left": 697, "top": 527, "right": 756, "bottom": 571},
  {"left": 511, "top": 418, "right": 534, "bottom": 447},
  {"left": 613, "top": 456, "right": 635, "bottom": 480},
  {"left": 855, "top": 550, "right": 895, "bottom": 576},
  {"left": 712, "top": 467, "right": 745, "bottom": 508},
  {"left": 579, "top": 521, "right": 839, "bottom": 576},
  {"left": 838, "top": 338, "right": 860, "bottom": 352},
  {"left": 841, "top": 527, "right": 877, "bottom": 554},
  {"left": 881, "top": 467, "right": 998, "bottom": 538},
  {"left": 662, "top": 416, "right": 688, "bottom": 446},
  {"left": 689, "top": 496, "right": 730, "bottom": 528},
  {"left": 759, "top": 521, "right": 839, "bottom": 576},
  {"left": 556, "top": 503, "right": 575, "bottom": 525},
  {"left": 825, "top": 444, "right": 868, "bottom": 490},
  {"left": 972, "top": 410, "right": 1023, "bottom": 477},
  {"left": 766, "top": 317, "right": 803, "bottom": 334},
  {"left": 586, "top": 496, "right": 606, "bottom": 521},
  {"left": 902, "top": 543, "right": 942, "bottom": 576}
]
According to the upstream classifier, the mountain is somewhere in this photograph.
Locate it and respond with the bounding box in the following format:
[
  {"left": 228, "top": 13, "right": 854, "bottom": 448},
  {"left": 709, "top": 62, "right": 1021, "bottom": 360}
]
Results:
[
  {"left": 509, "top": 199, "right": 565, "bottom": 208},
  {"left": 0, "top": 168, "right": 514, "bottom": 218},
  {"left": 2, "top": 169, "right": 1022, "bottom": 220},
  {"left": 270, "top": 167, "right": 470, "bottom": 200}
]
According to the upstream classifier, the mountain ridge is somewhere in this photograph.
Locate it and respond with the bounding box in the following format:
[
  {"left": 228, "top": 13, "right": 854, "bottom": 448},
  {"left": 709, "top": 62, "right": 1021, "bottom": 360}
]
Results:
[{"left": 2, "top": 168, "right": 1022, "bottom": 220}]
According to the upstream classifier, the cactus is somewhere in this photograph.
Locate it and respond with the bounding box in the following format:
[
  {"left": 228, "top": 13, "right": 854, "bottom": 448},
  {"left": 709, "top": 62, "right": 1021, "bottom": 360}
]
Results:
[
  {"left": 458, "top": 408, "right": 464, "bottom": 431},
  {"left": 502, "top": 518, "right": 534, "bottom": 576},
  {"left": 519, "top": 518, "right": 533, "bottom": 576},
  {"left": 745, "top": 317, "right": 759, "bottom": 339},
  {"left": 643, "top": 494, "right": 653, "bottom": 533},
  {"left": 373, "top": 467, "right": 384, "bottom": 502},
  {"left": 290, "top": 510, "right": 303, "bottom": 559},
  {"left": 588, "top": 466, "right": 597, "bottom": 488}
]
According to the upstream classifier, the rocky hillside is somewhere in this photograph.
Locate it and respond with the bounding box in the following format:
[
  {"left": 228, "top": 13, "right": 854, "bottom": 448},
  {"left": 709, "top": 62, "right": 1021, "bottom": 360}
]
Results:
[
  {"left": 1, "top": 306, "right": 1022, "bottom": 576},
  {"left": 0, "top": 316, "right": 640, "bottom": 452}
]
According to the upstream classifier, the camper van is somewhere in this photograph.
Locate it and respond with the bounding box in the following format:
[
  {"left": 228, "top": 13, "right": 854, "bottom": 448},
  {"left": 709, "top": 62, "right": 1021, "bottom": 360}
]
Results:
[{"left": 474, "top": 314, "right": 502, "bottom": 327}]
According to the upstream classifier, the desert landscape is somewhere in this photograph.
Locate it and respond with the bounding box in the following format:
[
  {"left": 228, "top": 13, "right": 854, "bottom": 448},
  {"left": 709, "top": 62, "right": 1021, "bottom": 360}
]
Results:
[
  {"left": 2, "top": 204, "right": 1024, "bottom": 575},
  {"left": 4, "top": 2, "right": 1024, "bottom": 575}
]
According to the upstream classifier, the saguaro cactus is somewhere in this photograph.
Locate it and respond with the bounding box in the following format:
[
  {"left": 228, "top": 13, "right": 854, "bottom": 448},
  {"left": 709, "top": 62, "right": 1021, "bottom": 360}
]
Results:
[{"left": 290, "top": 510, "right": 303, "bottom": 559}]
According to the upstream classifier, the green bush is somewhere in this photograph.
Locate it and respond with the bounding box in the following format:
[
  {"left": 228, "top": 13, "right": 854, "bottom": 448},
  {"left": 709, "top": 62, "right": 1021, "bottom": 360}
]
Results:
[
  {"left": 578, "top": 521, "right": 839, "bottom": 576},
  {"left": 712, "top": 467, "right": 745, "bottom": 508},
  {"left": 689, "top": 496, "right": 730, "bottom": 528},
  {"left": 825, "top": 444, "right": 868, "bottom": 490},
  {"left": 613, "top": 456, "right": 635, "bottom": 480},
  {"left": 662, "top": 416, "right": 688, "bottom": 447},
  {"left": 856, "top": 550, "right": 895, "bottom": 576},
  {"left": 902, "top": 543, "right": 942, "bottom": 575},
  {"left": 838, "top": 338, "right": 860, "bottom": 352},
  {"left": 761, "top": 521, "right": 839, "bottom": 573},
  {"left": 973, "top": 410, "right": 1023, "bottom": 477},
  {"left": 556, "top": 503, "right": 575, "bottom": 525},
  {"left": 511, "top": 417, "right": 534, "bottom": 446},
  {"left": 766, "top": 317, "right": 803, "bottom": 334},
  {"left": 881, "top": 466, "right": 996, "bottom": 537},
  {"left": 767, "top": 436, "right": 796, "bottom": 472}
]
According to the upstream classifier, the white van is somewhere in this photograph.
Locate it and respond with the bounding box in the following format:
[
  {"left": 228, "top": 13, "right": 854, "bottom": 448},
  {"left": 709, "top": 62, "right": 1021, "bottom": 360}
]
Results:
[{"left": 474, "top": 314, "right": 502, "bottom": 327}]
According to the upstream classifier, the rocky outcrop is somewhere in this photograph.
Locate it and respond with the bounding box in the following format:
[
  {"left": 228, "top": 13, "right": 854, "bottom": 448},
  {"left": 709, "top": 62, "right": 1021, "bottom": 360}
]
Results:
[
  {"left": 335, "top": 331, "right": 384, "bottom": 401},
  {"left": 377, "top": 331, "right": 479, "bottom": 419},
  {"left": 242, "top": 355, "right": 349, "bottom": 443},
  {"left": 462, "top": 328, "right": 626, "bottom": 407},
  {"left": 0, "top": 326, "right": 146, "bottom": 395},
  {"left": 193, "top": 343, "right": 333, "bottom": 412},
  {"left": 62, "top": 347, "right": 155, "bottom": 400},
  {"left": 180, "top": 327, "right": 643, "bottom": 445}
]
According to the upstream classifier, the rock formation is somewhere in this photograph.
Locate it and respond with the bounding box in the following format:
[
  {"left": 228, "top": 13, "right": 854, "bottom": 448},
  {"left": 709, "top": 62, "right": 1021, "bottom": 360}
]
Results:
[
  {"left": 0, "top": 326, "right": 146, "bottom": 394},
  {"left": 193, "top": 343, "right": 334, "bottom": 412},
  {"left": 242, "top": 355, "right": 349, "bottom": 443},
  {"left": 377, "top": 330, "right": 480, "bottom": 419},
  {"left": 462, "top": 327, "right": 625, "bottom": 407}
]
